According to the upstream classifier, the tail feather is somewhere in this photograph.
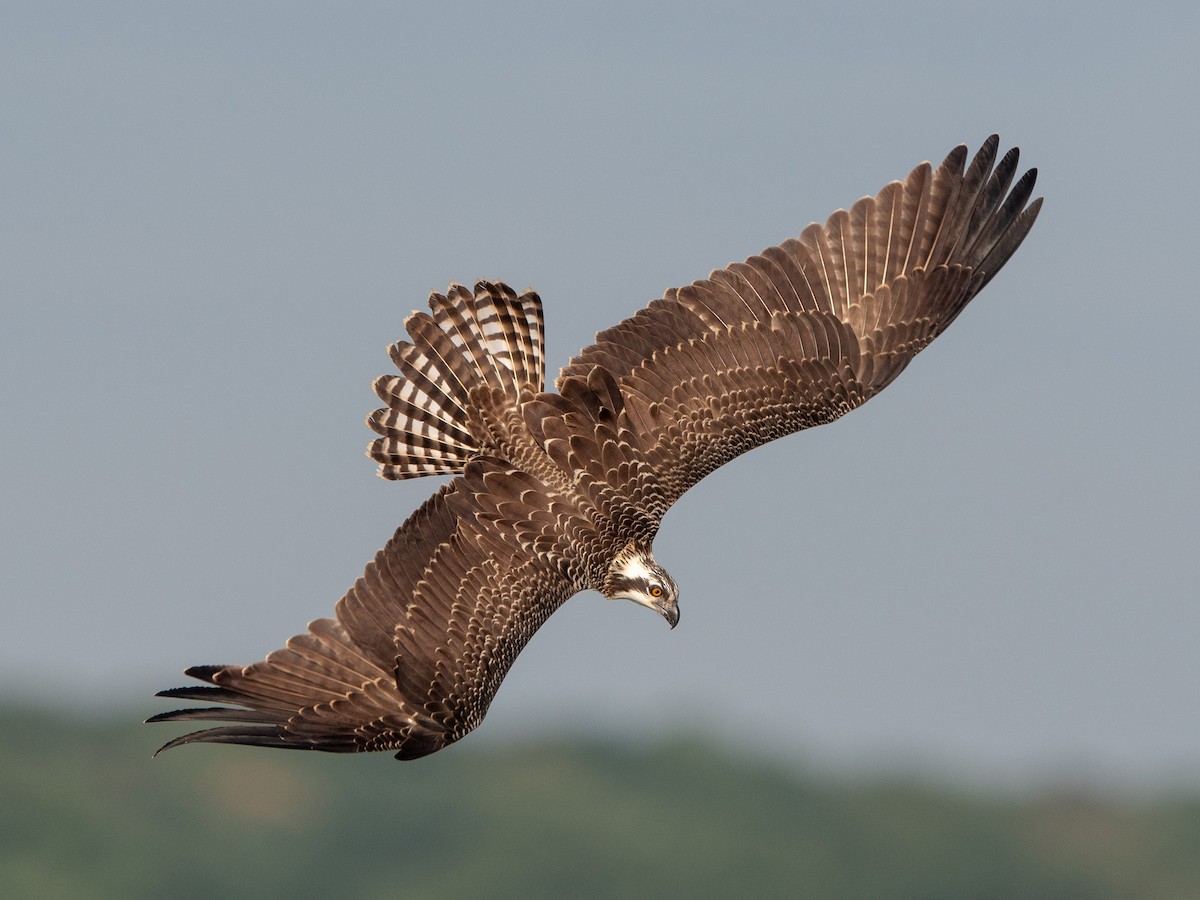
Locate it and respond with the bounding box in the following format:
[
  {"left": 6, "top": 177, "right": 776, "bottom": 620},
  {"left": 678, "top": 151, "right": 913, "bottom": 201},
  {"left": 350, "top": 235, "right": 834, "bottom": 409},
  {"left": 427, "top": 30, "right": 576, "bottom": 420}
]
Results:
[{"left": 368, "top": 280, "right": 545, "bottom": 480}]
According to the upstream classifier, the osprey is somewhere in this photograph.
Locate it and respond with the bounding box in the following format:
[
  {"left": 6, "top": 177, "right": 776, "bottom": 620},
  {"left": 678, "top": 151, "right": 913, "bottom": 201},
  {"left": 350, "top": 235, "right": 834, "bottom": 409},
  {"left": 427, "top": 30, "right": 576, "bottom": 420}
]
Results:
[{"left": 150, "top": 136, "right": 1041, "bottom": 760}]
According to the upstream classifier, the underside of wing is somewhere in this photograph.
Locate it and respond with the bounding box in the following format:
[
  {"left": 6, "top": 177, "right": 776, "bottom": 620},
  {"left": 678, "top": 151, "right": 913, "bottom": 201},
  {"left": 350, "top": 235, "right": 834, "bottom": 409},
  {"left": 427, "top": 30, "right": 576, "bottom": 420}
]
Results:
[
  {"left": 149, "top": 466, "right": 583, "bottom": 760},
  {"left": 555, "top": 136, "right": 1041, "bottom": 505}
]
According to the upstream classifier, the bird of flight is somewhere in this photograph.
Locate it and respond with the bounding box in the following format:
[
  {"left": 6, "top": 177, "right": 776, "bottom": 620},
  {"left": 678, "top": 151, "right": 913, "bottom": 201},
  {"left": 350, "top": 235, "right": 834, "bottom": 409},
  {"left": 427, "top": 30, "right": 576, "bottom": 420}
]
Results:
[{"left": 150, "top": 136, "right": 1041, "bottom": 760}]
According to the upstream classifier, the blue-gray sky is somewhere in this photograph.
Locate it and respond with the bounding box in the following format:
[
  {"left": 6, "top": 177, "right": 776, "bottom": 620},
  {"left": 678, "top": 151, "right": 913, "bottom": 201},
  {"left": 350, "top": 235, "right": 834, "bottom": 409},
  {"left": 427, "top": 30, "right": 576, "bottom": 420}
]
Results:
[{"left": 3, "top": 1, "right": 1197, "bottom": 787}]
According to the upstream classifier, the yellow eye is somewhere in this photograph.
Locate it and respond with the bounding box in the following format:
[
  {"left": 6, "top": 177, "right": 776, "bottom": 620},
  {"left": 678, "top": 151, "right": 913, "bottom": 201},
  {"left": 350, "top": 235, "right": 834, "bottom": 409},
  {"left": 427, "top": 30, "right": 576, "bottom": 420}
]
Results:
[{"left": 649, "top": 585, "right": 664, "bottom": 598}]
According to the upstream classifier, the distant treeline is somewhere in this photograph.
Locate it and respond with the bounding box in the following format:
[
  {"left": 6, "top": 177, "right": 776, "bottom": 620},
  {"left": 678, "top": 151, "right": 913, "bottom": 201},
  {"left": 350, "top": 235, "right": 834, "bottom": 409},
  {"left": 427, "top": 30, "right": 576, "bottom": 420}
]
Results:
[{"left": 2, "top": 704, "right": 1198, "bottom": 899}]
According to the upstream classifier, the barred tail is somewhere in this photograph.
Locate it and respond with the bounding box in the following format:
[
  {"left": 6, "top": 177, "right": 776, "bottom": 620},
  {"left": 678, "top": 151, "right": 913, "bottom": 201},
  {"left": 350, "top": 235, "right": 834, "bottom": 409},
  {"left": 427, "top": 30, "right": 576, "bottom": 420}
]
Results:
[{"left": 367, "top": 280, "right": 545, "bottom": 480}]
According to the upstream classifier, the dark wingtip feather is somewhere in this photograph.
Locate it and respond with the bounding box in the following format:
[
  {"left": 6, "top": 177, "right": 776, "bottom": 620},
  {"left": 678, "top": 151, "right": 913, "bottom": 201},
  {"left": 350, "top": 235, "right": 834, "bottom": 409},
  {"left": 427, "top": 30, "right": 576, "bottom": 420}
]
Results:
[
  {"left": 972, "top": 192, "right": 1043, "bottom": 293},
  {"left": 146, "top": 706, "right": 281, "bottom": 725},
  {"left": 183, "top": 664, "right": 229, "bottom": 683},
  {"left": 152, "top": 725, "right": 298, "bottom": 757},
  {"left": 941, "top": 142, "right": 969, "bottom": 173},
  {"left": 155, "top": 685, "right": 214, "bottom": 699},
  {"left": 153, "top": 684, "right": 241, "bottom": 703}
]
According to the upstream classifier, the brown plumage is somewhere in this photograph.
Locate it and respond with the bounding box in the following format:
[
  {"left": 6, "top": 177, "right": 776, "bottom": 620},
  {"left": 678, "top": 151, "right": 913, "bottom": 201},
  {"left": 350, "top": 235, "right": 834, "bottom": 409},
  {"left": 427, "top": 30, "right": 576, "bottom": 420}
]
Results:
[{"left": 149, "top": 136, "right": 1041, "bottom": 760}]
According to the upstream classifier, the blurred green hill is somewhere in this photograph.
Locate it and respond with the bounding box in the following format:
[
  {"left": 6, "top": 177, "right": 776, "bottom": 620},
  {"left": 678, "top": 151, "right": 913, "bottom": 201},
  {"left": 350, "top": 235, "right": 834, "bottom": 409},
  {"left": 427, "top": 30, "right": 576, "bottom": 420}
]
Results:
[{"left": 3, "top": 703, "right": 1199, "bottom": 899}]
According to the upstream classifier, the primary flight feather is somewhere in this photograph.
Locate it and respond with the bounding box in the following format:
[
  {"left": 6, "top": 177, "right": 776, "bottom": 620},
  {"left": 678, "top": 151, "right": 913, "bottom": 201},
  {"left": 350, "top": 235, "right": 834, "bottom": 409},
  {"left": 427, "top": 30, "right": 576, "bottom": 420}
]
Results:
[{"left": 150, "top": 136, "right": 1041, "bottom": 760}]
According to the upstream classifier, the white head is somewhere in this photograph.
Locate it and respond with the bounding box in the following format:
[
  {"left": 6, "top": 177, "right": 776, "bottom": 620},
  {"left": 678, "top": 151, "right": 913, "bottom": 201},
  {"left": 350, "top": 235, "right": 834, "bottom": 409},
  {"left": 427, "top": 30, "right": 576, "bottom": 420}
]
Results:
[{"left": 603, "top": 543, "right": 679, "bottom": 628}]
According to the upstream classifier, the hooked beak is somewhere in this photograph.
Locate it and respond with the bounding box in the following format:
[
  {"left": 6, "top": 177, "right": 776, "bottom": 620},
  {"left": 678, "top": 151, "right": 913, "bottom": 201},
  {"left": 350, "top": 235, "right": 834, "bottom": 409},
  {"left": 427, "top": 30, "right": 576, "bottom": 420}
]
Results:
[
  {"left": 614, "top": 590, "right": 680, "bottom": 629},
  {"left": 658, "top": 598, "right": 680, "bottom": 630}
]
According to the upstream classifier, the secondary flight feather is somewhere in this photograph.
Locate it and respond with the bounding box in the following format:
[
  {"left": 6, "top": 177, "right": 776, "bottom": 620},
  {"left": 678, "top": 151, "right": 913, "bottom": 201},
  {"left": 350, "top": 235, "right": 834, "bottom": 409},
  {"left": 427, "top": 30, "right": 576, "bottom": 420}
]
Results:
[{"left": 150, "top": 136, "right": 1041, "bottom": 760}]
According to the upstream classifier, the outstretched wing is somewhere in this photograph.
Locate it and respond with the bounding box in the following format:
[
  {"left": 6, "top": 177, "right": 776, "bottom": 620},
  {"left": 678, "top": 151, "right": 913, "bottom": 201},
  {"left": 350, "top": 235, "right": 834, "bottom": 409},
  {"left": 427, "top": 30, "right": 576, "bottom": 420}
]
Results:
[
  {"left": 150, "top": 461, "right": 590, "bottom": 760},
  {"left": 556, "top": 136, "right": 1041, "bottom": 507}
]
